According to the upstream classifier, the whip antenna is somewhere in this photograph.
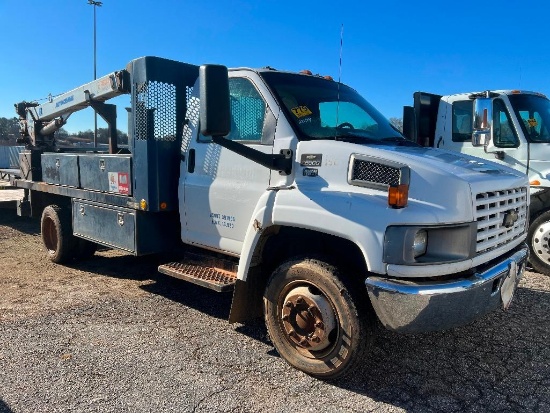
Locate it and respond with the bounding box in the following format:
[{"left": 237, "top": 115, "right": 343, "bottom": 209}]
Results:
[{"left": 336, "top": 24, "right": 343, "bottom": 131}]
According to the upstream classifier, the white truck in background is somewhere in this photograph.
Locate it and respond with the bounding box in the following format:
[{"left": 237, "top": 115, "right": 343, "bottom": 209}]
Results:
[
  {"left": 403, "top": 90, "right": 550, "bottom": 275},
  {"left": 13, "top": 57, "right": 530, "bottom": 379}
]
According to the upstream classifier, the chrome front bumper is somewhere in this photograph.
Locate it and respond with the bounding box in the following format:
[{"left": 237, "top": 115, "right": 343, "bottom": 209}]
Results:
[{"left": 365, "top": 245, "right": 529, "bottom": 333}]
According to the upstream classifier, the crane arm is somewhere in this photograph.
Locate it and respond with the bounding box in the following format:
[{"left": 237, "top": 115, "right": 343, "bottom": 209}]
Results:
[{"left": 15, "top": 69, "right": 130, "bottom": 149}]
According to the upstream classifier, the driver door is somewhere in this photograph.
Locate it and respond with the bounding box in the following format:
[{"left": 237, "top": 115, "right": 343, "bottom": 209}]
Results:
[{"left": 182, "top": 76, "right": 274, "bottom": 254}]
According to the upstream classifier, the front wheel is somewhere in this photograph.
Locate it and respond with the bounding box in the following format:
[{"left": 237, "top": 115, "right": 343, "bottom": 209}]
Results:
[
  {"left": 263, "top": 258, "right": 375, "bottom": 380},
  {"left": 528, "top": 210, "right": 550, "bottom": 276}
]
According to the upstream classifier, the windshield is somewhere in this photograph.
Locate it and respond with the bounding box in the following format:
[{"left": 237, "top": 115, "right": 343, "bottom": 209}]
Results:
[
  {"left": 260, "top": 71, "right": 407, "bottom": 144},
  {"left": 508, "top": 94, "right": 550, "bottom": 143}
]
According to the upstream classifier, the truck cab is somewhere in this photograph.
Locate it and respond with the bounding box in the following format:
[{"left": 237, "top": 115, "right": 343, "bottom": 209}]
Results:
[{"left": 404, "top": 90, "right": 550, "bottom": 275}]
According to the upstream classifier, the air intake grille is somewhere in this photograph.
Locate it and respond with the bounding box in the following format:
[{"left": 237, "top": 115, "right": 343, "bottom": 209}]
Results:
[
  {"left": 352, "top": 160, "right": 401, "bottom": 186},
  {"left": 475, "top": 187, "right": 527, "bottom": 254}
]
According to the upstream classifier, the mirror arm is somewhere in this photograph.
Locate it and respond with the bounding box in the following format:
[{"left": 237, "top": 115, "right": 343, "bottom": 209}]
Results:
[{"left": 211, "top": 135, "right": 293, "bottom": 174}]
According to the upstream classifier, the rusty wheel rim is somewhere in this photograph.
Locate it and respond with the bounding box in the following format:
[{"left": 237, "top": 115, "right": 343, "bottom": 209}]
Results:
[
  {"left": 280, "top": 284, "right": 337, "bottom": 355},
  {"left": 42, "top": 217, "right": 58, "bottom": 253}
]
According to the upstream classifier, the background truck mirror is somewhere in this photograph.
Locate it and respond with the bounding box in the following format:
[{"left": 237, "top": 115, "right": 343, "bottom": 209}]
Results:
[
  {"left": 199, "top": 65, "right": 231, "bottom": 137},
  {"left": 472, "top": 98, "right": 493, "bottom": 147}
]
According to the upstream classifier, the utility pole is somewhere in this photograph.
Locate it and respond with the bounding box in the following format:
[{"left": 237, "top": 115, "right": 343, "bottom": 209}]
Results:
[{"left": 88, "top": 0, "right": 102, "bottom": 147}]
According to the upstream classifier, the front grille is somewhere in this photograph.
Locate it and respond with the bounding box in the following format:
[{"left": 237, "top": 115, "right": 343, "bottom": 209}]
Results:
[{"left": 475, "top": 187, "right": 527, "bottom": 254}]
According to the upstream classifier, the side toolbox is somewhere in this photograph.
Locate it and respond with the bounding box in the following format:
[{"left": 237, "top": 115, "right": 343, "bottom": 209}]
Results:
[
  {"left": 73, "top": 200, "right": 136, "bottom": 252},
  {"left": 79, "top": 154, "right": 132, "bottom": 195},
  {"left": 41, "top": 153, "right": 79, "bottom": 187},
  {"left": 72, "top": 199, "right": 180, "bottom": 255}
]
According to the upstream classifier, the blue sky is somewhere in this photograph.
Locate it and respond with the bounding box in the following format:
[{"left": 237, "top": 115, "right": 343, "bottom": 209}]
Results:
[{"left": 1, "top": 0, "right": 548, "bottom": 133}]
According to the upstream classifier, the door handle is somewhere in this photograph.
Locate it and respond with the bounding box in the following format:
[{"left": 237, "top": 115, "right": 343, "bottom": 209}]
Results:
[{"left": 188, "top": 149, "right": 195, "bottom": 173}]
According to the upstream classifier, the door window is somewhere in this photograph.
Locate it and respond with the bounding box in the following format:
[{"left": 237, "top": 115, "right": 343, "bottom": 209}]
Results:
[
  {"left": 451, "top": 100, "right": 472, "bottom": 142},
  {"left": 226, "top": 78, "right": 266, "bottom": 142},
  {"left": 493, "top": 99, "right": 518, "bottom": 147},
  {"left": 199, "top": 77, "right": 267, "bottom": 143},
  {"left": 452, "top": 98, "right": 519, "bottom": 147}
]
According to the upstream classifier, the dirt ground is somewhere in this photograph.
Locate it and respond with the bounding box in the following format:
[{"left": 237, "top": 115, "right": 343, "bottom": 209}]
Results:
[
  {"left": 0, "top": 205, "right": 549, "bottom": 412},
  {"left": 0, "top": 208, "right": 158, "bottom": 322}
]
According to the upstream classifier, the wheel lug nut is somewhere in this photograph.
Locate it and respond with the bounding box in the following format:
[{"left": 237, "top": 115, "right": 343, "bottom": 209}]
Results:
[
  {"left": 285, "top": 301, "right": 293, "bottom": 308},
  {"left": 315, "top": 321, "right": 324, "bottom": 329},
  {"left": 296, "top": 296, "right": 304, "bottom": 304},
  {"left": 311, "top": 335, "right": 320, "bottom": 343}
]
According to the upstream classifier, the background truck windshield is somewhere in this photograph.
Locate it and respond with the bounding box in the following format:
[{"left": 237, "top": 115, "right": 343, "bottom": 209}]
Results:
[
  {"left": 260, "top": 71, "right": 403, "bottom": 142},
  {"left": 509, "top": 94, "right": 550, "bottom": 143}
]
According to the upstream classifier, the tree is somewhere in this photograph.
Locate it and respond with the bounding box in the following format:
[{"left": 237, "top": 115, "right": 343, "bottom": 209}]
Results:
[
  {"left": 0, "top": 117, "right": 20, "bottom": 145},
  {"left": 389, "top": 117, "right": 403, "bottom": 133}
]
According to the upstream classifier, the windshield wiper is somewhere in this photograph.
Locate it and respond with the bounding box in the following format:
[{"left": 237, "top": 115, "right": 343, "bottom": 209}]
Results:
[
  {"left": 381, "top": 137, "right": 420, "bottom": 147},
  {"left": 334, "top": 135, "right": 381, "bottom": 144}
]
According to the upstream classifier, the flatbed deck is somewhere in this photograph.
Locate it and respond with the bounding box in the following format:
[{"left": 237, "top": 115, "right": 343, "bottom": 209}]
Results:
[
  {"left": 0, "top": 181, "right": 23, "bottom": 208},
  {"left": 0, "top": 169, "right": 20, "bottom": 181}
]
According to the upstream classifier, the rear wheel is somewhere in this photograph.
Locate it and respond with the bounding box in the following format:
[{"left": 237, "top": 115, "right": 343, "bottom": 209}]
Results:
[
  {"left": 528, "top": 210, "right": 550, "bottom": 276},
  {"left": 41, "top": 205, "right": 76, "bottom": 263},
  {"left": 263, "top": 258, "right": 375, "bottom": 379}
]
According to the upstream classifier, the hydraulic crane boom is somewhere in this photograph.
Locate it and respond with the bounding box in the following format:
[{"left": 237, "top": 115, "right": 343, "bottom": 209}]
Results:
[{"left": 15, "top": 69, "right": 130, "bottom": 151}]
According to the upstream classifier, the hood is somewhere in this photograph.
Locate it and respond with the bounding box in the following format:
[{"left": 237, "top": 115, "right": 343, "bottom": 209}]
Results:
[
  {"left": 389, "top": 146, "right": 521, "bottom": 178},
  {"left": 293, "top": 141, "right": 528, "bottom": 223}
]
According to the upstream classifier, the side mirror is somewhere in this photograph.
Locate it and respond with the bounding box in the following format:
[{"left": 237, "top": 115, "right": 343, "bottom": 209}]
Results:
[
  {"left": 472, "top": 98, "right": 493, "bottom": 147},
  {"left": 199, "top": 65, "right": 231, "bottom": 137}
]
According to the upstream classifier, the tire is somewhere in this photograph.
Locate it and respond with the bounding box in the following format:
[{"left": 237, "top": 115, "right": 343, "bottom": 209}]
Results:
[
  {"left": 76, "top": 238, "right": 97, "bottom": 260},
  {"left": 263, "top": 258, "right": 375, "bottom": 380},
  {"left": 40, "top": 205, "right": 76, "bottom": 264},
  {"left": 528, "top": 210, "right": 550, "bottom": 276}
]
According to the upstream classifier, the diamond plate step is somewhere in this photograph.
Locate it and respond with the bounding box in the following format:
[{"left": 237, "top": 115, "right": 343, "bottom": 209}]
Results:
[{"left": 158, "top": 258, "right": 237, "bottom": 292}]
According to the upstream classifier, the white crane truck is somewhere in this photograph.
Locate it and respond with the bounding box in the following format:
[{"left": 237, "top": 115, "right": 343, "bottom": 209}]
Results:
[
  {"left": 403, "top": 90, "right": 550, "bottom": 275},
  {"left": 13, "top": 57, "right": 529, "bottom": 379}
]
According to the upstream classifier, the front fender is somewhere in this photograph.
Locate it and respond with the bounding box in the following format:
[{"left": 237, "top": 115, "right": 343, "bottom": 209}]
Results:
[
  {"left": 237, "top": 190, "right": 277, "bottom": 281},
  {"left": 271, "top": 187, "right": 476, "bottom": 275}
]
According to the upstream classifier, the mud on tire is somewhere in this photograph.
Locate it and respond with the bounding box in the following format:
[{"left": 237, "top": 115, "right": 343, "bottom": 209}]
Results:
[
  {"left": 40, "top": 205, "right": 76, "bottom": 264},
  {"left": 263, "top": 258, "right": 375, "bottom": 380}
]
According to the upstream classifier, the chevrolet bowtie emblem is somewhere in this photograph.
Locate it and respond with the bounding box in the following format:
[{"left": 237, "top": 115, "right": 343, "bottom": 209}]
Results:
[{"left": 503, "top": 210, "right": 519, "bottom": 228}]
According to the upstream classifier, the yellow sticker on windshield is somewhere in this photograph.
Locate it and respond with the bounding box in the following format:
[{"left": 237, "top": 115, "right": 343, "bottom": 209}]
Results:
[
  {"left": 528, "top": 118, "right": 538, "bottom": 127},
  {"left": 291, "top": 106, "right": 313, "bottom": 118}
]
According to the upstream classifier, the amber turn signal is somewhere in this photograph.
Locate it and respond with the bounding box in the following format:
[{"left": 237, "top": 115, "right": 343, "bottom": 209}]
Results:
[{"left": 388, "top": 184, "right": 409, "bottom": 208}]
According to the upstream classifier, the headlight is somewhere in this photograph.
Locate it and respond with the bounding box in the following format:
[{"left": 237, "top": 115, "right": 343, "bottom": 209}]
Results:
[
  {"left": 384, "top": 223, "right": 476, "bottom": 265},
  {"left": 412, "top": 230, "right": 427, "bottom": 258}
]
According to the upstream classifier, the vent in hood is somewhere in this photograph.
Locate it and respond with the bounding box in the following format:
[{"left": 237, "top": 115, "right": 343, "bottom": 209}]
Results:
[{"left": 348, "top": 154, "right": 409, "bottom": 190}]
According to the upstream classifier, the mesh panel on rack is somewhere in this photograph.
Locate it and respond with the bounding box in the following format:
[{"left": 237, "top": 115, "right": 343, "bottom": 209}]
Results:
[{"left": 135, "top": 81, "right": 177, "bottom": 141}]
